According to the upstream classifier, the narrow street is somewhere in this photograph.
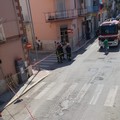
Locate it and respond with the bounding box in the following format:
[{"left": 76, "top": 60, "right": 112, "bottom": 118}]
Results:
[{"left": 2, "top": 39, "right": 120, "bottom": 120}]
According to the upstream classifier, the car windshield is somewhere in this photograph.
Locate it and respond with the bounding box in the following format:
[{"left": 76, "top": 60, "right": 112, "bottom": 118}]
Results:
[{"left": 100, "top": 25, "right": 118, "bottom": 35}]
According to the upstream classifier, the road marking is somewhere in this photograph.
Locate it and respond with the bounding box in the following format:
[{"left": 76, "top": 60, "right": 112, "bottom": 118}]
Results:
[
  {"left": 35, "top": 82, "right": 56, "bottom": 99},
  {"left": 43, "top": 59, "right": 57, "bottom": 62},
  {"left": 49, "top": 57, "right": 57, "bottom": 60},
  {"left": 89, "top": 84, "right": 104, "bottom": 105},
  {"left": 47, "top": 83, "right": 66, "bottom": 100},
  {"left": 104, "top": 86, "right": 118, "bottom": 107},
  {"left": 61, "top": 83, "right": 78, "bottom": 100},
  {"left": 50, "top": 54, "right": 56, "bottom": 57},
  {"left": 25, "top": 82, "right": 46, "bottom": 98},
  {"left": 76, "top": 83, "right": 91, "bottom": 103},
  {"left": 39, "top": 64, "right": 49, "bottom": 68},
  {"left": 40, "top": 62, "right": 54, "bottom": 65}
]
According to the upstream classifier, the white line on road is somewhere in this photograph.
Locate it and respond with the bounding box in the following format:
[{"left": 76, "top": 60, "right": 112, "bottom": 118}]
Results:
[
  {"left": 25, "top": 82, "right": 46, "bottom": 98},
  {"left": 47, "top": 57, "right": 57, "bottom": 60},
  {"left": 47, "top": 83, "right": 66, "bottom": 100},
  {"left": 76, "top": 83, "right": 91, "bottom": 103},
  {"left": 43, "top": 59, "right": 57, "bottom": 62},
  {"left": 40, "top": 62, "right": 54, "bottom": 65},
  {"left": 61, "top": 83, "right": 78, "bottom": 100},
  {"left": 50, "top": 54, "right": 56, "bottom": 57},
  {"left": 39, "top": 64, "right": 49, "bottom": 68},
  {"left": 89, "top": 84, "right": 104, "bottom": 105},
  {"left": 35, "top": 82, "right": 56, "bottom": 99},
  {"left": 104, "top": 86, "right": 118, "bottom": 107}
]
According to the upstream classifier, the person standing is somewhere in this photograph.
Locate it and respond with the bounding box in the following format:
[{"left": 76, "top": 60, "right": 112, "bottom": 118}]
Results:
[
  {"left": 56, "top": 42, "right": 63, "bottom": 63},
  {"left": 36, "top": 37, "right": 41, "bottom": 50},
  {"left": 103, "top": 39, "right": 109, "bottom": 54},
  {"left": 61, "top": 43, "right": 66, "bottom": 60},
  {"left": 65, "top": 43, "right": 72, "bottom": 61}
]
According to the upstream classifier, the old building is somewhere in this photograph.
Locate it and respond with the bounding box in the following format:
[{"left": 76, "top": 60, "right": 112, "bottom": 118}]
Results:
[
  {"left": 28, "top": 0, "right": 99, "bottom": 51},
  {"left": 19, "top": 0, "right": 35, "bottom": 49},
  {"left": 98, "top": 0, "right": 108, "bottom": 26},
  {"left": 0, "top": 0, "right": 27, "bottom": 94}
]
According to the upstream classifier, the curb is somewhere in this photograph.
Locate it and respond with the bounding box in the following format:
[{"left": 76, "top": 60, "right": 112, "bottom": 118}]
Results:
[
  {"left": 72, "top": 37, "right": 96, "bottom": 53},
  {"left": 4, "top": 70, "right": 51, "bottom": 108},
  {"left": 4, "top": 37, "right": 95, "bottom": 108}
]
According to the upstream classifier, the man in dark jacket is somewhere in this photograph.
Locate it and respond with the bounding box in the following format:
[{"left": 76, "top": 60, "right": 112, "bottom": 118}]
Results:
[
  {"left": 56, "top": 43, "right": 63, "bottom": 63},
  {"left": 66, "top": 43, "right": 71, "bottom": 61}
]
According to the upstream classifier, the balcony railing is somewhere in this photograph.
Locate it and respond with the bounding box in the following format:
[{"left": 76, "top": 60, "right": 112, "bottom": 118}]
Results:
[
  {"left": 87, "top": 6, "right": 99, "bottom": 13},
  {"left": 45, "top": 9, "right": 77, "bottom": 22},
  {"left": 45, "top": 7, "right": 99, "bottom": 22},
  {"left": 77, "top": 8, "right": 87, "bottom": 16}
]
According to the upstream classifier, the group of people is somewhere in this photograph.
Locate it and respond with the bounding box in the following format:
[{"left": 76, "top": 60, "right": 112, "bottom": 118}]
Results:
[
  {"left": 35, "top": 37, "right": 42, "bottom": 50},
  {"left": 56, "top": 42, "right": 72, "bottom": 63}
]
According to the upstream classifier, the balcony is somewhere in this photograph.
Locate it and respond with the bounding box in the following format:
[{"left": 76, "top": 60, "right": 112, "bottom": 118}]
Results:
[
  {"left": 87, "top": 6, "right": 99, "bottom": 13},
  {"left": 77, "top": 8, "right": 88, "bottom": 17},
  {"left": 45, "top": 9, "right": 88, "bottom": 22},
  {"left": 45, "top": 9, "right": 77, "bottom": 22}
]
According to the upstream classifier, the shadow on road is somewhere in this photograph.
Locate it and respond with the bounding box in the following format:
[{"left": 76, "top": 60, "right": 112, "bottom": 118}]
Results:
[
  {"left": 98, "top": 44, "right": 120, "bottom": 53},
  {"left": 43, "top": 38, "right": 96, "bottom": 70},
  {"left": 0, "top": 38, "right": 96, "bottom": 113}
]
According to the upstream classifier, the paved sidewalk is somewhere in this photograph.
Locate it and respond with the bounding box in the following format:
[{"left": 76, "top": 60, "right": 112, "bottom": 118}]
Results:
[
  {"left": 1, "top": 36, "right": 95, "bottom": 110},
  {"left": 4, "top": 69, "right": 51, "bottom": 108}
]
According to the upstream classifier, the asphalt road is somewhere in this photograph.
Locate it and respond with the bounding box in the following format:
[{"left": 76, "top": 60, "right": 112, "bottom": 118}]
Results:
[{"left": 2, "top": 39, "right": 120, "bottom": 120}]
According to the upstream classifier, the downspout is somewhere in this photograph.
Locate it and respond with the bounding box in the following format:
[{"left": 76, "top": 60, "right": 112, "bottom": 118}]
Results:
[{"left": 26, "top": 0, "right": 38, "bottom": 61}]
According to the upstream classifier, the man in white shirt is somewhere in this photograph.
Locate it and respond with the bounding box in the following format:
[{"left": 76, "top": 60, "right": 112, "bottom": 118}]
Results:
[{"left": 36, "top": 37, "right": 41, "bottom": 50}]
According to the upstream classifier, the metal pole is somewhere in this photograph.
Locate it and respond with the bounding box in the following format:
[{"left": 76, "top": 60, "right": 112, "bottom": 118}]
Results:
[
  {"left": 26, "top": 0, "right": 38, "bottom": 61},
  {"left": 0, "top": 65, "right": 5, "bottom": 79}
]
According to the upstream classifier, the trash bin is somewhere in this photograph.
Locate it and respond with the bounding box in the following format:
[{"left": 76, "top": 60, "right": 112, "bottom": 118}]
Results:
[{"left": 15, "top": 58, "right": 28, "bottom": 84}]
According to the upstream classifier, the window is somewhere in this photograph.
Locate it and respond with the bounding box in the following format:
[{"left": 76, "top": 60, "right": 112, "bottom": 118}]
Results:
[
  {"left": 0, "top": 24, "right": 6, "bottom": 42},
  {"left": 74, "top": 0, "right": 76, "bottom": 9},
  {"left": 93, "top": 0, "right": 97, "bottom": 6},
  {"left": 100, "top": 25, "right": 118, "bottom": 35}
]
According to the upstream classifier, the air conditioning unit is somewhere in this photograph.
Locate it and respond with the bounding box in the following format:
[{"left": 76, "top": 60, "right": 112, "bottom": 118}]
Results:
[{"left": 0, "top": 24, "right": 6, "bottom": 42}]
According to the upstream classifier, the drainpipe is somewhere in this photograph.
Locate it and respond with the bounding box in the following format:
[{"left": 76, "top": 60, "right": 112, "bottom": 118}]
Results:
[
  {"left": 0, "top": 60, "right": 4, "bottom": 79},
  {"left": 26, "top": 0, "right": 38, "bottom": 61}
]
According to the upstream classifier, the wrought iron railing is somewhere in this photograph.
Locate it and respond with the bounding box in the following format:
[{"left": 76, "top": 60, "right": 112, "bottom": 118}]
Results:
[
  {"left": 77, "top": 8, "right": 87, "bottom": 16},
  {"left": 45, "top": 9, "right": 77, "bottom": 22},
  {"left": 45, "top": 7, "right": 99, "bottom": 22}
]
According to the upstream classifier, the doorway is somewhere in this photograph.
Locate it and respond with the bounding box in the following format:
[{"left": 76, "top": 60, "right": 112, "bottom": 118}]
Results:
[{"left": 60, "top": 25, "right": 69, "bottom": 45}]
